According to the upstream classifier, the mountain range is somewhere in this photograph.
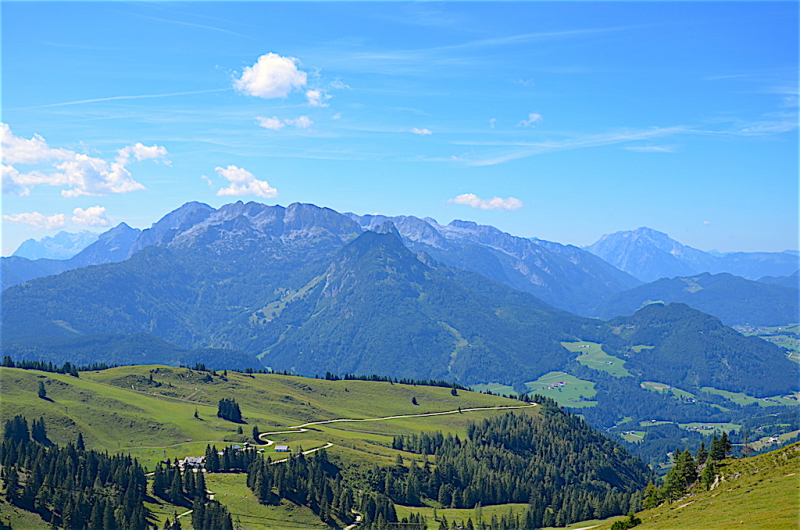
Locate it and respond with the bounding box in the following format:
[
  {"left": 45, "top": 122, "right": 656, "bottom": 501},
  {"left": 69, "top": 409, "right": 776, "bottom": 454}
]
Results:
[
  {"left": 12, "top": 230, "right": 99, "bottom": 260},
  {"left": 585, "top": 226, "right": 798, "bottom": 282},
  {"left": 2, "top": 201, "right": 795, "bottom": 398}
]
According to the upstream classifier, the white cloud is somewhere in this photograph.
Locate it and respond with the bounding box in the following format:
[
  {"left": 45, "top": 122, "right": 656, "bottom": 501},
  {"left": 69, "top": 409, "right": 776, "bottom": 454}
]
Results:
[
  {"left": 449, "top": 193, "right": 523, "bottom": 211},
  {"left": 72, "top": 206, "right": 111, "bottom": 226},
  {"left": 233, "top": 53, "right": 307, "bottom": 99},
  {"left": 212, "top": 165, "right": 278, "bottom": 198},
  {"left": 1, "top": 123, "right": 72, "bottom": 164},
  {"left": 410, "top": 128, "right": 432, "bottom": 135},
  {"left": 331, "top": 113, "right": 342, "bottom": 120},
  {"left": 286, "top": 116, "right": 313, "bottom": 129},
  {"left": 256, "top": 116, "right": 286, "bottom": 130},
  {"left": 2, "top": 211, "right": 68, "bottom": 230},
  {"left": 0, "top": 123, "right": 158, "bottom": 197},
  {"left": 490, "top": 118, "right": 497, "bottom": 129},
  {"left": 517, "top": 113, "right": 543, "bottom": 128},
  {"left": 117, "top": 143, "right": 169, "bottom": 163},
  {"left": 330, "top": 80, "right": 351, "bottom": 90},
  {"left": 306, "top": 89, "right": 331, "bottom": 107},
  {"left": 55, "top": 154, "right": 146, "bottom": 198},
  {"left": 1, "top": 164, "right": 27, "bottom": 196}
]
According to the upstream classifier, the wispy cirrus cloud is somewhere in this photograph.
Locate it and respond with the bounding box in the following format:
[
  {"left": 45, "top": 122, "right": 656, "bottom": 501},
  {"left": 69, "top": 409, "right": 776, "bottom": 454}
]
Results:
[
  {"left": 6, "top": 88, "right": 230, "bottom": 111},
  {"left": 449, "top": 193, "right": 523, "bottom": 211},
  {"left": 624, "top": 145, "right": 675, "bottom": 153}
]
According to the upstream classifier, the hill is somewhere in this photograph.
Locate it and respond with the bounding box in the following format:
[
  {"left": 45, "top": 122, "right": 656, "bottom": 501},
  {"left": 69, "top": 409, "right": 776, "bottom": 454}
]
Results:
[
  {"left": 585, "top": 227, "right": 798, "bottom": 282},
  {"left": 0, "top": 364, "right": 654, "bottom": 529},
  {"left": 1, "top": 333, "right": 263, "bottom": 370},
  {"left": 604, "top": 303, "right": 797, "bottom": 397},
  {"left": 593, "top": 272, "right": 799, "bottom": 326},
  {"left": 592, "top": 442, "right": 800, "bottom": 530}
]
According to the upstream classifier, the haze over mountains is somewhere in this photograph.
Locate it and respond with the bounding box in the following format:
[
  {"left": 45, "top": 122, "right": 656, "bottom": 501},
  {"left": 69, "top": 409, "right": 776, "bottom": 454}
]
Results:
[
  {"left": 585, "top": 226, "right": 798, "bottom": 283},
  {"left": 13, "top": 230, "right": 99, "bottom": 260}
]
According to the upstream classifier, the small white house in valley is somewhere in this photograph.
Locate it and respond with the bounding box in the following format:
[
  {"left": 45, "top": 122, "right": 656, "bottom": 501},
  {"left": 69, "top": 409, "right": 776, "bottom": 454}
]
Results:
[{"left": 274, "top": 445, "right": 290, "bottom": 452}]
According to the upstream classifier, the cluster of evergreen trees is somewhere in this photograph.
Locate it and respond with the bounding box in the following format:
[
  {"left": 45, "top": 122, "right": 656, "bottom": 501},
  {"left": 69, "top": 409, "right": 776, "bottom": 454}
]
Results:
[
  {"left": 246, "top": 449, "right": 357, "bottom": 526},
  {"left": 1, "top": 416, "right": 147, "bottom": 530},
  {"left": 644, "top": 432, "right": 732, "bottom": 508},
  {"left": 323, "top": 371, "right": 470, "bottom": 391},
  {"left": 190, "top": 498, "right": 233, "bottom": 530},
  {"left": 203, "top": 444, "right": 258, "bottom": 473},
  {"left": 386, "top": 402, "right": 653, "bottom": 527},
  {"left": 152, "top": 461, "right": 207, "bottom": 506},
  {"left": 1, "top": 356, "right": 88, "bottom": 377},
  {"left": 216, "top": 398, "right": 243, "bottom": 423}
]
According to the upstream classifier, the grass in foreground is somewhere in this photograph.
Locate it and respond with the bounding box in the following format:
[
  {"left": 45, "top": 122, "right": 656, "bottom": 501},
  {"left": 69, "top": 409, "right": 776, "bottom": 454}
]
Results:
[{"left": 591, "top": 442, "right": 800, "bottom": 530}]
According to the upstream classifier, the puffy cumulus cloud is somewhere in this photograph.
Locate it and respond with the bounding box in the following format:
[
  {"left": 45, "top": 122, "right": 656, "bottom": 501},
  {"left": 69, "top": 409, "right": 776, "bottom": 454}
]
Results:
[
  {"left": 2, "top": 211, "right": 68, "bottom": 230},
  {"left": 72, "top": 206, "right": 111, "bottom": 226},
  {"left": 1, "top": 124, "right": 160, "bottom": 197},
  {"left": 117, "top": 143, "right": 169, "bottom": 163},
  {"left": 256, "top": 116, "right": 285, "bottom": 130},
  {"left": 449, "top": 193, "right": 523, "bottom": 211},
  {"left": 233, "top": 53, "right": 307, "bottom": 99},
  {"left": 410, "top": 128, "right": 432, "bottom": 135},
  {"left": 517, "top": 113, "right": 543, "bottom": 128},
  {"left": 1, "top": 164, "right": 27, "bottom": 196},
  {"left": 306, "top": 89, "right": 331, "bottom": 107},
  {"left": 55, "top": 155, "right": 146, "bottom": 198},
  {"left": 211, "top": 165, "right": 278, "bottom": 198},
  {"left": 286, "top": 116, "right": 313, "bottom": 129},
  {"left": 1, "top": 123, "right": 72, "bottom": 164}
]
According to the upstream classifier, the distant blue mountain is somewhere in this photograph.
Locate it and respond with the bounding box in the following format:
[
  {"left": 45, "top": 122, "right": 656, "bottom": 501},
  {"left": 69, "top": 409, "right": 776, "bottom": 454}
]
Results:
[
  {"left": 1, "top": 223, "right": 141, "bottom": 290},
  {"left": 585, "top": 227, "right": 799, "bottom": 282},
  {"left": 13, "top": 230, "right": 99, "bottom": 260}
]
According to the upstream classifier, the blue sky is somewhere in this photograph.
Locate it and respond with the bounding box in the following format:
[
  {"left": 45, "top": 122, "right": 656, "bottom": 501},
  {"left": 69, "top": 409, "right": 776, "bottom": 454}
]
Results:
[{"left": 2, "top": 1, "right": 797, "bottom": 255}]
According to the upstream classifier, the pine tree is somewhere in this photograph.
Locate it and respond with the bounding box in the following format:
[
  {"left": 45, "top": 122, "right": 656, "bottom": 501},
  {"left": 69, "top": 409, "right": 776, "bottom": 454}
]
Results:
[
  {"left": 696, "top": 441, "right": 708, "bottom": 466},
  {"left": 38, "top": 381, "right": 47, "bottom": 399}
]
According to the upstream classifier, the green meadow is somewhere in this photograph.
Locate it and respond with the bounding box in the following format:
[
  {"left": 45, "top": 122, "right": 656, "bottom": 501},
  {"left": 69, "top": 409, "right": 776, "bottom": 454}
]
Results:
[
  {"left": 591, "top": 442, "right": 800, "bottom": 530},
  {"left": 524, "top": 371, "right": 597, "bottom": 408},
  {"left": 700, "top": 387, "right": 800, "bottom": 407},
  {"left": 561, "top": 341, "right": 631, "bottom": 377},
  {"left": 640, "top": 381, "right": 696, "bottom": 399}
]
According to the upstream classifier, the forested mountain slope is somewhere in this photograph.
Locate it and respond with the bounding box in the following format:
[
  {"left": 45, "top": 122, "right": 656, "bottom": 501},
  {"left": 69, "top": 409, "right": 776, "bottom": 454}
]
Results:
[{"left": 593, "top": 272, "right": 799, "bottom": 326}]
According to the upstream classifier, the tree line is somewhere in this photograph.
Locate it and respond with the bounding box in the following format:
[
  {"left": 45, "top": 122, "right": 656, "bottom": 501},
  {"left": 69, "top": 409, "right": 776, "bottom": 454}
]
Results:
[
  {"left": 1, "top": 416, "right": 147, "bottom": 530},
  {"left": 384, "top": 400, "right": 653, "bottom": 528}
]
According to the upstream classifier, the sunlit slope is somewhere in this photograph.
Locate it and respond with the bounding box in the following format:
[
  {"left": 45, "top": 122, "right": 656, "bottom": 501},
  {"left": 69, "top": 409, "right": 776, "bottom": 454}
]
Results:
[
  {"left": 0, "top": 365, "right": 530, "bottom": 467},
  {"left": 594, "top": 442, "right": 800, "bottom": 530}
]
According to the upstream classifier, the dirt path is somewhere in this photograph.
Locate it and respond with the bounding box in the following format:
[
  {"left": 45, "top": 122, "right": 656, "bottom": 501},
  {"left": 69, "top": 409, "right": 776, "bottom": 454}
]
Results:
[{"left": 257, "top": 402, "right": 537, "bottom": 447}]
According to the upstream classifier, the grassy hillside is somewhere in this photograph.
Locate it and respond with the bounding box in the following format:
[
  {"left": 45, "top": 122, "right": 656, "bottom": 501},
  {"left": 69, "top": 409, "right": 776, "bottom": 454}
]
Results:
[
  {"left": 0, "top": 365, "right": 529, "bottom": 468},
  {"left": 592, "top": 442, "right": 800, "bottom": 530}
]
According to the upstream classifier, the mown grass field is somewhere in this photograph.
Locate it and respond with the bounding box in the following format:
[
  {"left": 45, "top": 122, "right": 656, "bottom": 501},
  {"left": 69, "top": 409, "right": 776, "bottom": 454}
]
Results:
[
  {"left": 524, "top": 371, "right": 597, "bottom": 408},
  {"left": 591, "top": 442, "right": 800, "bottom": 530},
  {"left": 561, "top": 341, "right": 631, "bottom": 377}
]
